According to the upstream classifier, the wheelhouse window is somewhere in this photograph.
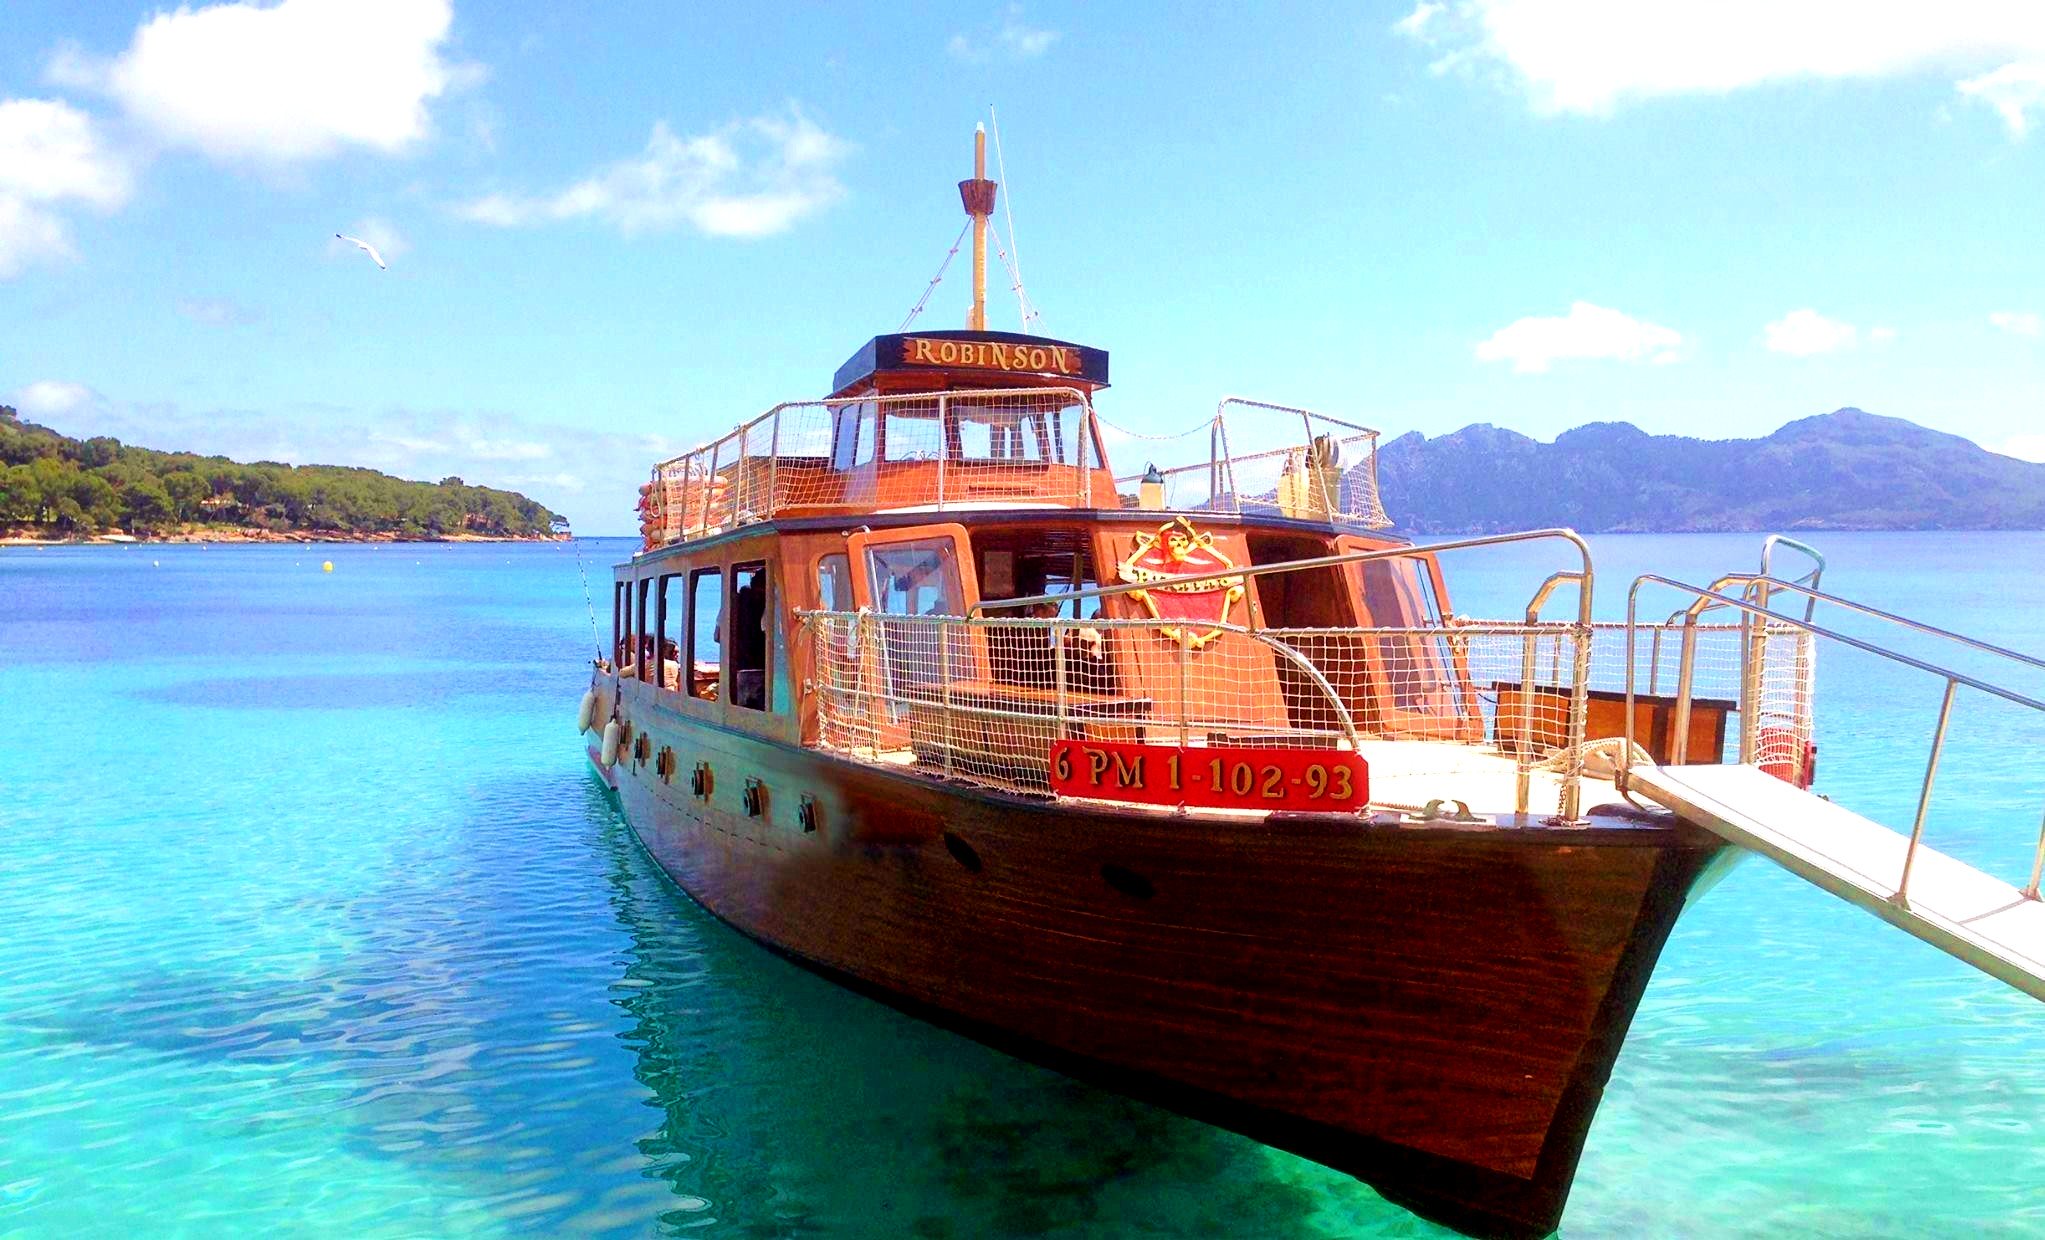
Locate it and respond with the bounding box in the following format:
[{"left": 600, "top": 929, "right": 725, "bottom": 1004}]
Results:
[
  {"left": 881, "top": 401, "right": 942, "bottom": 462},
  {"left": 730, "top": 562, "right": 770, "bottom": 711},
  {"left": 830, "top": 402, "right": 877, "bottom": 471},
  {"left": 688, "top": 568, "right": 723, "bottom": 702},
  {"left": 951, "top": 405, "right": 1053, "bottom": 462}
]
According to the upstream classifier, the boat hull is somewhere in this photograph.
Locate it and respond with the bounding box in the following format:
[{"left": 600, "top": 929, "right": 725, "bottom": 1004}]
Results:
[{"left": 603, "top": 701, "right": 1722, "bottom": 1238}]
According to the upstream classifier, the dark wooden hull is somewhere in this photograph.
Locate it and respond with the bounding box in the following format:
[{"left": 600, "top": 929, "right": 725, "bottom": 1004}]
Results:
[{"left": 601, "top": 687, "right": 1723, "bottom": 1238}]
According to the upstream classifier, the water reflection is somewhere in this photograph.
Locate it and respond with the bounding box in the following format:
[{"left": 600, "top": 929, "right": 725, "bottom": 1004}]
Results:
[{"left": 586, "top": 775, "right": 1378, "bottom": 1238}]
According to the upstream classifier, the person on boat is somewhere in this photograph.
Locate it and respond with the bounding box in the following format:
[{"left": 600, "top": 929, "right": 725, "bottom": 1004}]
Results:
[{"left": 731, "top": 577, "right": 768, "bottom": 709}]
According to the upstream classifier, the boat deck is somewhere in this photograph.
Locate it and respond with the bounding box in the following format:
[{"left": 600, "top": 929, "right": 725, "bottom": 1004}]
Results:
[
  {"left": 1355, "top": 738, "right": 1609, "bottom": 822},
  {"left": 1629, "top": 763, "right": 2045, "bottom": 1000}
]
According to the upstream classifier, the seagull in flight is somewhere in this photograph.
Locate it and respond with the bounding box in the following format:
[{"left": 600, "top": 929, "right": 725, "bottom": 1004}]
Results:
[{"left": 335, "top": 233, "right": 387, "bottom": 270}]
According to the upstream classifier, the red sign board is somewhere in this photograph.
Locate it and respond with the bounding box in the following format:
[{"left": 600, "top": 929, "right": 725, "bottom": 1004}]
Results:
[{"left": 1048, "top": 741, "right": 1369, "bottom": 813}]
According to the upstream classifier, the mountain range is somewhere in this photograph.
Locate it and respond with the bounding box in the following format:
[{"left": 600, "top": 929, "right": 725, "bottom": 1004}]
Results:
[{"left": 1371, "top": 408, "right": 2045, "bottom": 533}]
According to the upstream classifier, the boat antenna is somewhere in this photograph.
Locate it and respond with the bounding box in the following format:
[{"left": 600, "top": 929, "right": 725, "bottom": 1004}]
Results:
[
  {"left": 959, "top": 122, "right": 998, "bottom": 331},
  {"left": 988, "top": 105, "right": 1040, "bottom": 333}
]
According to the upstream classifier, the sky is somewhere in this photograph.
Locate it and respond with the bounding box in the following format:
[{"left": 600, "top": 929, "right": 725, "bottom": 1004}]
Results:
[{"left": 3, "top": 0, "right": 2043, "bottom": 534}]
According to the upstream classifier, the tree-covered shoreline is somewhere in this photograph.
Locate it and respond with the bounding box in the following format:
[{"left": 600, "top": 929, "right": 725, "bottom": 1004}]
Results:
[{"left": 0, "top": 406, "right": 565, "bottom": 540}]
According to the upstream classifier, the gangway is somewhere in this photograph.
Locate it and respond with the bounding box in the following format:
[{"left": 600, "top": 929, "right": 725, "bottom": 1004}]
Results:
[{"left": 1620, "top": 571, "right": 2045, "bottom": 1001}]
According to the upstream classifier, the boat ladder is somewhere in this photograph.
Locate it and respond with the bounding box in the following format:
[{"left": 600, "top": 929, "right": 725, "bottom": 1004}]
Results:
[{"left": 1621, "top": 571, "right": 2045, "bottom": 1001}]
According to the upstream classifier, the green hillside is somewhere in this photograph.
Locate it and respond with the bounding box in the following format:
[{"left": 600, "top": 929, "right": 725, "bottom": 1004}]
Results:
[{"left": 0, "top": 406, "right": 563, "bottom": 540}]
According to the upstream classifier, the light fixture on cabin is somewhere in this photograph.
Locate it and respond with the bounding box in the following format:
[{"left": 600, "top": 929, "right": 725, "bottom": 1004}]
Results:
[{"left": 1139, "top": 462, "right": 1165, "bottom": 511}]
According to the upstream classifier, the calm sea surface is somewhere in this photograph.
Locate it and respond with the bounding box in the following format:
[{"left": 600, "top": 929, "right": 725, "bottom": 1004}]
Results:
[{"left": 2, "top": 532, "right": 2042, "bottom": 1238}]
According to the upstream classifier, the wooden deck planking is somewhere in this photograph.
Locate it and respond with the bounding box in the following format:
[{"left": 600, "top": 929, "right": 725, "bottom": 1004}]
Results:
[{"left": 1628, "top": 762, "right": 2045, "bottom": 1001}]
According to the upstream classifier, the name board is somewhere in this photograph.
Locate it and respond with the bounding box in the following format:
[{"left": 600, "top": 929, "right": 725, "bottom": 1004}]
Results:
[
  {"left": 1047, "top": 741, "right": 1369, "bottom": 813},
  {"left": 832, "top": 331, "right": 1110, "bottom": 393},
  {"left": 901, "top": 337, "right": 1084, "bottom": 376}
]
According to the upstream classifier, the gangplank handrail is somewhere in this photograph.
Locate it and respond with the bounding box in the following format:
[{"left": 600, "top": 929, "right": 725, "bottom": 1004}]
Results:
[{"left": 1625, "top": 574, "right": 2045, "bottom": 907}]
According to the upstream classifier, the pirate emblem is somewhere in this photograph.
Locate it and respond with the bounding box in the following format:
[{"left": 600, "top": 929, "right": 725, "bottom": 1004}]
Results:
[{"left": 1118, "top": 516, "right": 1246, "bottom": 650}]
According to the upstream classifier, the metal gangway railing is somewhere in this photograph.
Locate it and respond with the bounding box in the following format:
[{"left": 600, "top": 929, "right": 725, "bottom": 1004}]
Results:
[{"left": 1622, "top": 571, "right": 2045, "bottom": 999}]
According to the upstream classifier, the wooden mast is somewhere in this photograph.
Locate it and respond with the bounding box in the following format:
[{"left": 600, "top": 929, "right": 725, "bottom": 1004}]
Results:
[{"left": 959, "top": 123, "right": 998, "bottom": 331}]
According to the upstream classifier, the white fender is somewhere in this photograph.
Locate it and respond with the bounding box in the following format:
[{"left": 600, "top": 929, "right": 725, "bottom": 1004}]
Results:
[
  {"left": 600, "top": 719, "right": 622, "bottom": 768},
  {"left": 576, "top": 688, "right": 598, "bottom": 734}
]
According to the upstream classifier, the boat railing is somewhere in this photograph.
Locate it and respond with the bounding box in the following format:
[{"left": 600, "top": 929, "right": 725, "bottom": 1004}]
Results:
[
  {"left": 640, "top": 386, "right": 1103, "bottom": 547},
  {"left": 1625, "top": 573, "right": 2045, "bottom": 904},
  {"left": 800, "top": 606, "right": 1795, "bottom": 823},
  {"left": 1108, "top": 397, "right": 1392, "bottom": 530}
]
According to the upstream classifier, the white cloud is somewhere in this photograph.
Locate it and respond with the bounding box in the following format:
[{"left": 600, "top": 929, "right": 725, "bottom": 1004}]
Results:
[
  {"left": 456, "top": 107, "right": 849, "bottom": 239},
  {"left": 0, "top": 195, "right": 77, "bottom": 278},
  {"left": 0, "top": 98, "right": 132, "bottom": 277},
  {"left": 0, "top": 98, "right": 130, "bottom": 207},
  {"left": 1990, "top": 310, "right": 2043, "bottom": 337},
  {"left": 1869, "top": 325, "right": 1899, "bottom": 344},
  {"left": 11, "top": 380, "right": 99, "bottom": 418},
  {"left": 1764, "top": 308, "right": 1859, "bottom": 356},
  {"left": 1957, "top": 60, "right": 2045, "bottom": 137},
  {"left": 1474, "top": 301, "right": 1684, "bottom": 374},
  {"left": 1397, "top": 1, "right": 2045, "bottom": 135},
  {"left": 1994, "top": 433, "right": 2045, "bottom": 461},
  {"left": 1394, "top": 3, "right": 1445, "bottom": 37},
  {"left": 177, "top": 296, "right": 260, "bottom": 327},
  {"left": 52, "top": 0, "right": 474, "bottom": 164},
  {"left": 948, "top": 5, "right": 1061, "bottom": 62}
]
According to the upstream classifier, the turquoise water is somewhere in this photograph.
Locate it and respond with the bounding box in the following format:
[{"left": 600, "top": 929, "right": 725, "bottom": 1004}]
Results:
[{"left": 2, "top": 533, "right": 2041, "bottom": 1238}]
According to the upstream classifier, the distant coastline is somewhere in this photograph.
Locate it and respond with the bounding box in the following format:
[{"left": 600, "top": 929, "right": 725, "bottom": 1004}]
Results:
[
  {"left": 2, "top": 408, "right": 565, "bottom": 542},
  {"left": 0, "top": 527, "right": 566, "bottom": 546}
]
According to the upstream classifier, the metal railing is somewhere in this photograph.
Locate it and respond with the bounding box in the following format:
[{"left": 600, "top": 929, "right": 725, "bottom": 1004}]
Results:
[
  {"left": 640, "top": 387, "right": 1102, "bottom": 546},
  {"left": 1625, "top": 572, "right": 2045, "bottom": 906},
  {"left": 1108, "top": 397, "right": 1392, "bottom": 530}
]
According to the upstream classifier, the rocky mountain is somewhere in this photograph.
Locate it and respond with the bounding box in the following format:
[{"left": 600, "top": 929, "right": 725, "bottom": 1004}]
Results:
[{"left": 1373, "top": 408, "right": 2045, "bottom": 533}]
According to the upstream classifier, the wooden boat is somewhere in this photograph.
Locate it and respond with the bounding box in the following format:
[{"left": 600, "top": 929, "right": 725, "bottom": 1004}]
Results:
[{"left": 579, "top": 128, "right": 1823, "bottom": 1238}]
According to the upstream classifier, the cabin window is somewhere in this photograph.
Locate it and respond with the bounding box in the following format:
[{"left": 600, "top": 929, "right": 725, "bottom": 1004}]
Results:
[
  {"left": 688, "top": 567, "right": 723, "bottom": 703},
  {"left": 866, "top": 538, "right": 968, "bottom": 696},
  {"left": 977, "top": 544, "right": 1113, "bottom": 693},
  {"left": 655, "top": 573, "right": 681, "bottom": 693},
  {"left": 612, "top": 581, "right": 627, "bottom": 668},
  {"left": 817, "top": 553, "right": 852, "bottom": 610},
  {"left": 1360, "top": 559, "right": 1455, "bottom": 714},
  {"left": 867, "top": 539, "right": 963, "bottom": 616},
  {"left": 635, "top": 579, "right": 653, "bottom": 681},
  {"left": 729, "top": 563, "right": 771, "bottom": 711}
]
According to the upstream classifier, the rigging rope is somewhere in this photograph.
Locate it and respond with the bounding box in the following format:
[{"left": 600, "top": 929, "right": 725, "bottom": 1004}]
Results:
[
  {"left": 899, "top": 219, "right": 972, "bottom": 331},
  {"left": 987, "top": 106, "right": 1039, "bottom": 332},
  {"left": 990, "top": 222, "right": 1041, "bottom": 334}
]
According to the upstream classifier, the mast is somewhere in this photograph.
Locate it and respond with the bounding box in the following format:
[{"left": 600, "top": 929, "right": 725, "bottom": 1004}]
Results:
[{"left": 958, "top": 123, "right": 998, "bottom": 331}]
